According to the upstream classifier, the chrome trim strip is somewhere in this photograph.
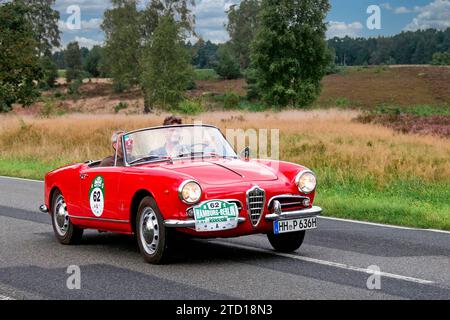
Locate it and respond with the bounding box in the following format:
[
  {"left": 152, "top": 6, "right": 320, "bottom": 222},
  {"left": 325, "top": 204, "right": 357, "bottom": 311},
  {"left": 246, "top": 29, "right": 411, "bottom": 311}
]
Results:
[
  {"left": 69, "top": 215, "right": 130, "bottom": 224},
  {"left": 267, "top": 194, "right": 309, "bottom": 209},
  {"left": 165, "top": 217, "right": 246, "bottom": 228},
  {"left": 265, "top": 206, "right": 322, "bottom": 221}
]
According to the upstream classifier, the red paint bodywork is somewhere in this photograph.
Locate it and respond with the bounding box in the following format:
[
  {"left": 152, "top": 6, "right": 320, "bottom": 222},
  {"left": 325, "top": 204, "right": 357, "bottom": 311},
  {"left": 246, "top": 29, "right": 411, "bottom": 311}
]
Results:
[{"left": 44, "top": 157, "right": 316, "bottom": 238}]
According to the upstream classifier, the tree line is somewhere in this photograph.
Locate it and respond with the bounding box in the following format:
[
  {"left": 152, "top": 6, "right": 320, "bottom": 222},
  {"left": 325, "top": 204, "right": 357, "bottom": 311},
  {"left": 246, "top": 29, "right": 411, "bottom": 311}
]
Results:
[
  {"left": 3, "top": 0, "right": 450, "bottom": 114},
  {"left": 328, "top": 28, "right": 450, "bottom": 66},
  {"left": 52, "top": 0, "right": 331, "bottom": 110}
]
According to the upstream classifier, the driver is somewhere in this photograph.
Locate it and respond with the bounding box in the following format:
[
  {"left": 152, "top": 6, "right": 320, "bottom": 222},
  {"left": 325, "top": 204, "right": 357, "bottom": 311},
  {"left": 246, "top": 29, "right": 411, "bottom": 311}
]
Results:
[
  {"left": 151, "top": 126, "right": 188, "bottom": 157},
  {"left": 150, "top": 116, "right": 188, "bottom": 157},
  {"left": 100, "top": 131, "right": 125, "bottom": 167}
]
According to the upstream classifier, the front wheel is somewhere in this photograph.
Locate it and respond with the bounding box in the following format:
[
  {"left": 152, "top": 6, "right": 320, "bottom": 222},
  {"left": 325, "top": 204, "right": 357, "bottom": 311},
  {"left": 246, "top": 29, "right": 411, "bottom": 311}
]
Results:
[
  {"left": 267, "top": 230, "right": 305, "bottom": 253},
  {"left": 136, "top": 196, "right": 171, "bottom": 264},
  {"left": 51, "top": 190, "right": 83, "bottom": 245}
]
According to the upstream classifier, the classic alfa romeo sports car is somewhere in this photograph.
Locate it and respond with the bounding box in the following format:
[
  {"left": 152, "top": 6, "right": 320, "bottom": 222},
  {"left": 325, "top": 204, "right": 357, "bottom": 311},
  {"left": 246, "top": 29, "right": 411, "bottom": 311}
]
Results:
[{"left": 40, "top": 124, "right": 322, "bottom": 264}]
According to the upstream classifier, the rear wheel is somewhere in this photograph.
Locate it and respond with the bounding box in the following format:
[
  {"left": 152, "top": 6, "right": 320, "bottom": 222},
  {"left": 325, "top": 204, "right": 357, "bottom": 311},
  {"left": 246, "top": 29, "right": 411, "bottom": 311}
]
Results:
[
  {"left": 267, "top": 230, "right": 305, "bottom": 253},
  {"left": 136, "top": 196, "right": 171, "bottom": 264},
  {"left": 51, "top": 190, "right": 83, "bottom": 245}
]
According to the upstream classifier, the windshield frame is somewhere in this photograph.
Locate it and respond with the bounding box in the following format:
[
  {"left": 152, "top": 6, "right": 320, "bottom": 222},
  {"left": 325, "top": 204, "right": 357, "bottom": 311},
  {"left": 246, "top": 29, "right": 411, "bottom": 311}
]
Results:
[{"left": 121, "top": 124, "right": 238, "bottom": 167}]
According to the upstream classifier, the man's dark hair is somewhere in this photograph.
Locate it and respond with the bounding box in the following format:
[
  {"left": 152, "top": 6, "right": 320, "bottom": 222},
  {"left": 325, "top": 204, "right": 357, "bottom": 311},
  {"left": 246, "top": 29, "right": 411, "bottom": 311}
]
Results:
[{"left": 163, "top": 116, "right": 182, "bottom": 126}]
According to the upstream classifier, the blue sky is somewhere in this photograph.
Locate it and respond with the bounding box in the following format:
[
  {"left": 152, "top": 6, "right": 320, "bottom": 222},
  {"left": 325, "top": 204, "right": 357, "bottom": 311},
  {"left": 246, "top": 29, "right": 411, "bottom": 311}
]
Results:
[{"left": 54, "top": 0, "right": 450, "bottom": 48}]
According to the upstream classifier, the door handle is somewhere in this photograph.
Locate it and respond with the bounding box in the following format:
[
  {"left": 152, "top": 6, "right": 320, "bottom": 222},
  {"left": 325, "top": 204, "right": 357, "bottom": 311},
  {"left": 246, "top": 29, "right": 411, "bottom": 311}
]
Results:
[{"left": 80, "top": 173, "right": 89, "bottom": 180}]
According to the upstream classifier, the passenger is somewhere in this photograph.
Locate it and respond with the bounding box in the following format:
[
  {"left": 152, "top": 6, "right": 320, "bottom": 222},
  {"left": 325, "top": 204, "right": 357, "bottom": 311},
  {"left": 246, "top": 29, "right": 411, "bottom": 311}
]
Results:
[{"left": 100, "top": 131, "right": 125, "bottom": 167}]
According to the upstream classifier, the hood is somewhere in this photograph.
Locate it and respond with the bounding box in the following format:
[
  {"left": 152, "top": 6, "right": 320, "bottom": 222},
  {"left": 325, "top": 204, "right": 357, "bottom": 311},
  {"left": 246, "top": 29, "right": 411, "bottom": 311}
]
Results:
[{"left": 162, "top": 159, "right": 278, "bottom": 185}]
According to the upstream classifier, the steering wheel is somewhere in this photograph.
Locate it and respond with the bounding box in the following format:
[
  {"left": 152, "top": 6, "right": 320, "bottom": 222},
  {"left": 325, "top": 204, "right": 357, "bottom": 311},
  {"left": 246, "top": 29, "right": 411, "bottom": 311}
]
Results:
[{"left": 189, "top": 143, "right": 218, "bottom": 156}]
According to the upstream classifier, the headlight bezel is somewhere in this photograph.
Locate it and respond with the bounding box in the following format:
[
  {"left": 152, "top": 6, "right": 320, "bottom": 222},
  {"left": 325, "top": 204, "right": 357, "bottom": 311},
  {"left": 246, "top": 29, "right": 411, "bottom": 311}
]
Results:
[
  {"left": 295, "top": 170, "right": 317, "bottom": 194},
  {"left": 178, "top": 180, "right": 202, "bottom": 204}
]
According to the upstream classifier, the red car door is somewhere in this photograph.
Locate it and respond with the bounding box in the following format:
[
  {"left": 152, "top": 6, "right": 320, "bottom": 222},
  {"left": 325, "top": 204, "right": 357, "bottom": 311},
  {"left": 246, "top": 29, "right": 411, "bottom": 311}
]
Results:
[{"left": 78, "top": 165, "right": 124, "bottom": 221}]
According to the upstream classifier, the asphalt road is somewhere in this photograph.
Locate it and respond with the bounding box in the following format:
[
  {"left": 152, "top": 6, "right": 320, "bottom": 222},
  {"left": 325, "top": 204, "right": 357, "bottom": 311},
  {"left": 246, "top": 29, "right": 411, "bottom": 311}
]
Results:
[{"left": 0, "top": 176, "right": 449, "bottom": 300}]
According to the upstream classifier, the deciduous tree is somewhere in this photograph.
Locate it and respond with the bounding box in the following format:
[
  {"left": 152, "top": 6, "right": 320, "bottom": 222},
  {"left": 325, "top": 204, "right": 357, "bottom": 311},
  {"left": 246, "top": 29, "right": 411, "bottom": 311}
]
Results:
[
  {"left": 248, "top": 0, "right": 330, "bottom": 107},
  {"left": 65, "top": 41, "right": 83, "bottom": 82},
  {"left": 102, "top": 0, "right": 141, "bottom": 92},
  {"left": 140, "top": 15, "right": 193, "bottom": 112},
  {"left": 226, "top": 0, "right": 261, "bottom": 70},
  {"left": 0, "top": 1, "right": 41, "bottom": 112},
  {"left": 19, "top": 0, "right": 60, "bottom": 57},
  {"left": 214, "top": 44, "right": 241, "bottom": 80}
]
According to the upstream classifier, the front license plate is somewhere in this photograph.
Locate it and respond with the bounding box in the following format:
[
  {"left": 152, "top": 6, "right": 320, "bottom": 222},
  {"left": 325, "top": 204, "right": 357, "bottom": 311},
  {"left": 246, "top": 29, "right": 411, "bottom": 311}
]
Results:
[
  {"left": 274, "top": 217, "right": 318, "bottom": 234},
  {"left": 193, "top": 200, "right": 239, "bottom": 232}
]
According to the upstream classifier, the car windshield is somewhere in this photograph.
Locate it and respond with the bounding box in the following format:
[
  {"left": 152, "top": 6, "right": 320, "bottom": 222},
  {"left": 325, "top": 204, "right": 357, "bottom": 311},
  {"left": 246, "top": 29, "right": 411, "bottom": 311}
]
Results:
[{"left": 122, "top": 125, "right": 238, "bottom": 165}]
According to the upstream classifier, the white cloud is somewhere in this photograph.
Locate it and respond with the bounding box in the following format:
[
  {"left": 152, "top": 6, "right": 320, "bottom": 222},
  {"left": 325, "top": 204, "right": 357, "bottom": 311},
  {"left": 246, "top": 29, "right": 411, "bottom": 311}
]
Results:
[
  {"left": 394, "top": 6, "right": 412, "bottom": 14},
  {"left": 326, "top": 21, "right": 364, "bottom": 38},
  {"left": 380, "top": 3, "right": 393, "bottom": 10},
  {"left": 193, "top": 0, "right": 237, "bottom": 43},
  {"left": 54, "top": 0, "right": 111, "bottom": 13},
  {"left": 73, "top": 36, "right": 102, "bottom": 49},
  {"left": 381, "top": 3, "right": 415, "bottom": 14},
  {"left": 404, "top": 0, "right": 450, "bottom": 31},
  {"left": 58, "top": 18, "right": 103, "bottom": 32}
]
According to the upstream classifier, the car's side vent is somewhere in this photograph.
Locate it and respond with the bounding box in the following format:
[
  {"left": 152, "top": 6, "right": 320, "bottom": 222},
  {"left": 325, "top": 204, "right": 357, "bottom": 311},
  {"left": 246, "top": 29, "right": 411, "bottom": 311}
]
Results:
[{"left": 247, "top": 186, "right": 265, "bottom": 227}]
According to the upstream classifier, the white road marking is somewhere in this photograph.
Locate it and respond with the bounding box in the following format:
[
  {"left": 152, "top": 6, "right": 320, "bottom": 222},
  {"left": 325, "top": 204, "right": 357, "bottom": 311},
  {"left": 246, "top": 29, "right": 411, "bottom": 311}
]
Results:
[
  {"left": 0, "top": 176, "right": 448, "bottom": 234},
  {"left": 0, "top": 294, "right": 14, "bottom": 300},
  {"left": 214, "top": 241, "right": 436, "bottom": 285},
  {"left": 0, "top": 176, "right": 43, "bottom": 183},
  {"left": 319, "top": 216, "right": 450, "bottom": 234}
]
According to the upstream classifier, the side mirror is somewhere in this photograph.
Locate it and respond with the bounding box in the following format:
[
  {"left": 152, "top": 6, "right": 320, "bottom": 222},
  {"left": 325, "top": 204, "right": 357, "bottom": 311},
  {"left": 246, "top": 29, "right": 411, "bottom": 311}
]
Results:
[{"left": 239, "top": 147, "right": 250, "bottom": 161}]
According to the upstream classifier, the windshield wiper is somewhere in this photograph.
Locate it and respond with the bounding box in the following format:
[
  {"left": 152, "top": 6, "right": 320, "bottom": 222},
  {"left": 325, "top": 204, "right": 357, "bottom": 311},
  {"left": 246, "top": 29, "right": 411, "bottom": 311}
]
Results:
[{"left": 129, "top": 155, "right": 172, "bottom": 165}]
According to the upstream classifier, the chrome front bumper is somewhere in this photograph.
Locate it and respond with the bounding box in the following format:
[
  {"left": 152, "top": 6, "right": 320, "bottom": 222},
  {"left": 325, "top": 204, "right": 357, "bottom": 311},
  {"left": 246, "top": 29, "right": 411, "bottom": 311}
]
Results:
[
  {"left": 164, "top": 206, "right": 322, "bottom": 228},
  {"left": 165, "top": 217, "right": 247, "bottom": 228},
  {"left": 265, "top": 206, "right": 322, "bottom": 221}
]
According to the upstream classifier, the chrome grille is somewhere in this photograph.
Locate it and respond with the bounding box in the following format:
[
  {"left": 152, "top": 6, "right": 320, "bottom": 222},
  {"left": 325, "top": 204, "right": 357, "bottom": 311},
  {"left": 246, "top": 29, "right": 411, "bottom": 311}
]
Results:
[{"left": 246, "top": 186, "right": 265, "bottom": 227}]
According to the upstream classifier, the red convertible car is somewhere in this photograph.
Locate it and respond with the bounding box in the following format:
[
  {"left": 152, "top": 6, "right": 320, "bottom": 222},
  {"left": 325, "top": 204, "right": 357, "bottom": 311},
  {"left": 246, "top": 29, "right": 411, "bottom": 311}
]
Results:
[{"left": 40, "top": 124, "right": 322, "bottom": 264}]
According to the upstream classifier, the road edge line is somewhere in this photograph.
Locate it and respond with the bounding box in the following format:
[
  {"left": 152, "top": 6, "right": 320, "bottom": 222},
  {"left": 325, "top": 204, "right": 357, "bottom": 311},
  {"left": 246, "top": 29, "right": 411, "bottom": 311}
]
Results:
[
  {"left": 319, "top": 216, "right": 450, "bottom": 234},
  {"left": 214, "top": 241, "right": 435, "bottom": 285}
]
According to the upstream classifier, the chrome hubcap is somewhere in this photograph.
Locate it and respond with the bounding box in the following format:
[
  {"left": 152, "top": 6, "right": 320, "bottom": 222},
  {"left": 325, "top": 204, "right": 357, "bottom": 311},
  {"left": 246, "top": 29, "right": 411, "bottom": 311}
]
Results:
[
  {"left": 140, "top": 207, "right": 159, "bottom": 255},
  {"left": 54, "top": 195, "right": 69, "bottom": 236}
]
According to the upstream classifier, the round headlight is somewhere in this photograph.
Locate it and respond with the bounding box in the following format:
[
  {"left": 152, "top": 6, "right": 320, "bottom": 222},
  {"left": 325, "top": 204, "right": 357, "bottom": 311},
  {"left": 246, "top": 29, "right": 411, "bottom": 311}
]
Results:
[
  {"left": 179, "top": 180, "right": 202, "bottom": 204},
  {"left": 295, "top": 170, "right": 317, "bottom": 194}
]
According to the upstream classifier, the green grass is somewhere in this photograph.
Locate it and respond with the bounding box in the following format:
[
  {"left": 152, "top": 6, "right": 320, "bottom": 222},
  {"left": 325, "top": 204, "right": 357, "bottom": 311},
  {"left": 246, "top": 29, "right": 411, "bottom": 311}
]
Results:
[
  {"left": 194, "top": 69, "right": 219, "bottom": 81},
  {"left": 375, "top": 104, "right": 450, "bottom": 116},
  {"left": 57, "top": 69, "right": 66, "bottom": 77},
  {"left": 0, "top": 158, "right": 64, "bottom": 180},
  {"left": 171, "top": 99, "right": 204, "bottom": 115},
  {"left": 315, "top": 171, "right": 450, "bottom": 230}
]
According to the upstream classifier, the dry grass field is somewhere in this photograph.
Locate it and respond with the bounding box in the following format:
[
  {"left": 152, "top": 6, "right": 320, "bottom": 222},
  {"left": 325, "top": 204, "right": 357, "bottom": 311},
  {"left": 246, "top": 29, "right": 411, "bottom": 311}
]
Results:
[
  {"left": 2, "top": 66, "right": 449, "bottom": 229},
  {"left": 1, "top": 110, "right": 449, "bottom": 229},
  {"left": 317, "top": 66, "right": 450, "bottom": 109}
]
